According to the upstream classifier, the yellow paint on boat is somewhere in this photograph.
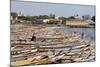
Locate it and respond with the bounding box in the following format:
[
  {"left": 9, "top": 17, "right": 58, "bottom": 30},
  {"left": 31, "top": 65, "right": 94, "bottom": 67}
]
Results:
[{"left": 11, "top": 60, "right": 32, "bottom": 66}]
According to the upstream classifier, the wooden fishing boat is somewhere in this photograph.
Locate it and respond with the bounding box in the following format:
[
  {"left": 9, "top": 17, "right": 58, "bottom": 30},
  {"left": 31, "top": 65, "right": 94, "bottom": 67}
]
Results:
[
  {"left": 11, "top": 54, "right": 65, "bottom": 66},
  {"left": 31, "top": 54, "right": 65, "bottom": 64}
]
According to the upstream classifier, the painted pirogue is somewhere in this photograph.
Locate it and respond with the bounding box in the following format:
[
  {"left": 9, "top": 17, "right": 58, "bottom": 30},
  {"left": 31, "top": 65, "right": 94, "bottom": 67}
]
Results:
[
  {"left": 11, "top": 24, "right": 95, "bottom": 66},
  {"left": 11, "top": 54, "right": 65, "bottom": 66}
]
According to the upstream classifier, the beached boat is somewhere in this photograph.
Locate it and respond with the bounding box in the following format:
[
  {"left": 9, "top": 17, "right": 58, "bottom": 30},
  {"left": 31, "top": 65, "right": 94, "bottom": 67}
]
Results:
[
  {"left": 11, "top": 54, "right": 65, "bottom": 66},
  {"left": 31, "top": 54, "right": 65, "bottom": 64}
]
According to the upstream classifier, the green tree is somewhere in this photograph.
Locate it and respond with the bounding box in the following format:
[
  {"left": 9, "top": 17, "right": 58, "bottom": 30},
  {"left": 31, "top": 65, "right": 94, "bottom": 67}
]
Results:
[
  {"left": 11, "top": 12, "right": 17, "bottom": 17},
  {"left": 59, "top": 16, "right": 67, "bottom": 23},
  {"left": 24, "top": 16, "right": 34, "bottom": 21},
  {"left": 67, "top": 16, "right": 76, "bottom": 20},
  {"left": 38, "top": 15, "right": 50, "bottom": 19},
  {"left": 49, "top": 14, "right": 55, "bottom": 19},
  {"left": 18, "top": 16, "right": 25, "bottom": 20}
]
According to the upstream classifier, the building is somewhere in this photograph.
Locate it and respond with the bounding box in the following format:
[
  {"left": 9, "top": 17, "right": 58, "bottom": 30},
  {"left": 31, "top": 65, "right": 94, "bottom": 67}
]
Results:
[
  {"left": 11, "top": 15, "right": 18, "bottom": 24},
  {"left": 43, "top": 19, "right": 50, "bottom": 23}
]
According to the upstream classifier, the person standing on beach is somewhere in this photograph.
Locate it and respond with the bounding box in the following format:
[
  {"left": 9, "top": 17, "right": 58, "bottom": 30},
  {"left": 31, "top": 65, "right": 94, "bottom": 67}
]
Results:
[
  {"left": 31, "top": 33, "right": 36, "bottom": 41},
  {"left": 81, "top": 33, "right": 84, "bottom": 39}
]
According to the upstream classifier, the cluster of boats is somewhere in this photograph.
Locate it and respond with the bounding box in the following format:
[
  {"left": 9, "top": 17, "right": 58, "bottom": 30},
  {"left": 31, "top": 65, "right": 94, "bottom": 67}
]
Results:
[{"left": 11, "top": 24, "right": 95, "bottom": 66}]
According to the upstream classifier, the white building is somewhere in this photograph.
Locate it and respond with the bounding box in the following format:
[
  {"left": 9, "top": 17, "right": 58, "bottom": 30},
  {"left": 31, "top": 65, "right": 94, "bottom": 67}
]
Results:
[
  {"left": 43, "top": 19, "right": 50, "bottom": 23},
  {"left": 55, "top": 16, "right": 59, "bottom": 20}
]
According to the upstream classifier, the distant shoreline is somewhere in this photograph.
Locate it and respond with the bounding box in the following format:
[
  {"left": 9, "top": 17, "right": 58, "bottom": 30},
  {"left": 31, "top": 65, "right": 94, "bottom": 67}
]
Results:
[{"left": 11, "top": 23, "right": 95, "bottom": 28}]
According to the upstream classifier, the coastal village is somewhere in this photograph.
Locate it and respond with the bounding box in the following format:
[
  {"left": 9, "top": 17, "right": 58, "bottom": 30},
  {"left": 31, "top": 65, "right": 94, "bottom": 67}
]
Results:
[{"left": 11, "top": 12, "right": 95, "bottom": 66}]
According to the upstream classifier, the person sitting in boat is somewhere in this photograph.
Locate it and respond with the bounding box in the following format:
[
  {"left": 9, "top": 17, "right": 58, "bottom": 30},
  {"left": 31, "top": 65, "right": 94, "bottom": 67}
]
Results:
[{"left": 31, "top": 33, "right": 36, "bottom": 41}]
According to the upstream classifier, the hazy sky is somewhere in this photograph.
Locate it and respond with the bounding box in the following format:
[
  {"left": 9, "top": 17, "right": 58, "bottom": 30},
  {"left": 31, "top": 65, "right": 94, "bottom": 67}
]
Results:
[{"left": 11, "top": 0, "right": 95, "bottom": 18}]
